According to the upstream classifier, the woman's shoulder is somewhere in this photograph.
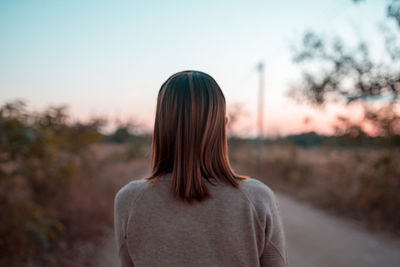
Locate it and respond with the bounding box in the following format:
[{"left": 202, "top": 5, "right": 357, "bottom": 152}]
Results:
[
  {"left": 239, "top": 177, "right": 277, "bottom": 208},
  {"left": 240, "top": 177, "right": 275, "bottom": 196},
  {"left": 114, "top": 178, "right": 149, "bottom": 207}
]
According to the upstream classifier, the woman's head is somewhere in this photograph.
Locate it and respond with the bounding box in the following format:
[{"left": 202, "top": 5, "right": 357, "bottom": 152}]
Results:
[{"left": 146, "top": 70, "right": 248, "bottom": 204}]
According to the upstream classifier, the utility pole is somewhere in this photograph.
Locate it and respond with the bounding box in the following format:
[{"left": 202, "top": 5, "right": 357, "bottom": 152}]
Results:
[{"left": 257, "top": 62, "right": 264, "bottom": 172}]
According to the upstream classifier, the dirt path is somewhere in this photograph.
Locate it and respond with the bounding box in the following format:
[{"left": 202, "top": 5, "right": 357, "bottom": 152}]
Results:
[
  {"left": 278, "top": 193, "right": 400, "bottom": 267},
  {"left": 94, "top": 169, "right": 400, "bottom": 267}
]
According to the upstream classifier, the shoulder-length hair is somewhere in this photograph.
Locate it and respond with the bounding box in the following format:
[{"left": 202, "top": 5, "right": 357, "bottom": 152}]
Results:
[{"left": 144, "top": 70, "right": 249, "bottom": 204}]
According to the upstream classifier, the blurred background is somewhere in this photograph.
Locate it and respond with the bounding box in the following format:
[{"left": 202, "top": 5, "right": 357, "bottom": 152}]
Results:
[{"left": 1, "top": 0, "right": 400, "bottom": 266}]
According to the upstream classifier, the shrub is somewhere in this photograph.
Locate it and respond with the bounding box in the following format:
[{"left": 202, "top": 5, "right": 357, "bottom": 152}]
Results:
[{"left": 0, "top": 100, "right": 102, "bottom": 266}]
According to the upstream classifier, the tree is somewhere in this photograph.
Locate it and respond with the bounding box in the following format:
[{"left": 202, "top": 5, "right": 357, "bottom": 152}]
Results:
[
  {"left": 288, "top": 0, "right": 400, "bottom": 140},
  {"left": 287, "top": 0, "right": 400, "bottom": 234}
]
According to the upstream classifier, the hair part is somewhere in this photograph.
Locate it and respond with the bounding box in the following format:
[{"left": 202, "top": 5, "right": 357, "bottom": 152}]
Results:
[{"left": 144, "top": 70, "right": 249, "bottom": 204}]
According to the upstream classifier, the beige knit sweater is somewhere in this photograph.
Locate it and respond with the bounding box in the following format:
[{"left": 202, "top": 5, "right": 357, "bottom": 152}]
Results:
[{"left": 114, "top": 173, "right": 289, "bottom": 267}]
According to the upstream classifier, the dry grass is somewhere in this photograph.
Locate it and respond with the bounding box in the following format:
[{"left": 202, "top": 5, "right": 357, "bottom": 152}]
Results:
[
  {"left": 0, "top": 143, "right": 150, "bottom": 267},
  {"left": 230, "top": 142, "right": 400, "bottom": 235}
]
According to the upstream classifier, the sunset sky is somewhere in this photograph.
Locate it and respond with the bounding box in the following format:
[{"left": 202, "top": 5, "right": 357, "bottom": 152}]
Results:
[{"left": 0, "top": 0, "right": 388, "bottom": 137}]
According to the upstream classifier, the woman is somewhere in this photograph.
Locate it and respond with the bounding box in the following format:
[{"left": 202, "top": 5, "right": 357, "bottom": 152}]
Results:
[{"left": 114, "top": 70, "right": 289, "bottom": 267}]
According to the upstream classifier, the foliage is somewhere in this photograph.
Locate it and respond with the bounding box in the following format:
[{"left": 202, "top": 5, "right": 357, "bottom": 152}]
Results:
[
  {"left": 103, "top": 120, "right": 144, "bottom": 144},
  {"left": 288, "top": 0, "right": 400, "bottom": 137},
  {"left": 0, "top": 100, "right": 103, "bottom": 266}
]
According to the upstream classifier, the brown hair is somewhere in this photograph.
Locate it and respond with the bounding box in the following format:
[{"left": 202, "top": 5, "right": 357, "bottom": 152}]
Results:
[{"left": 144, "top": 70, "right": 249, "bottom": 204}]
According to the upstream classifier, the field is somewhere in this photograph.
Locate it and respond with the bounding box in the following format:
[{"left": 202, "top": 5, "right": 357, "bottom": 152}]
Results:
[
  {"left": 229, "top": 140, "right": 400, "bottom": 235},
  {"left": 1, "top": 133, "right": 399, "bottom": 266}
]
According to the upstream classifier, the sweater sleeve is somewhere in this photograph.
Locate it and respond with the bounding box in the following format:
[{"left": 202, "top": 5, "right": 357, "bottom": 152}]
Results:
[
  {"left": 114, "top": 183, "right": 137, "bottom": 267},
  {"left": 260, "top": 189, "right": 289, "bottom": 267}
]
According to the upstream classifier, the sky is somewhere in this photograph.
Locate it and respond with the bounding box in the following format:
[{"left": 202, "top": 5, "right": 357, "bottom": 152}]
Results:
[{"left": 0, "top": 0, "right": 389, "bottom": 137}]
